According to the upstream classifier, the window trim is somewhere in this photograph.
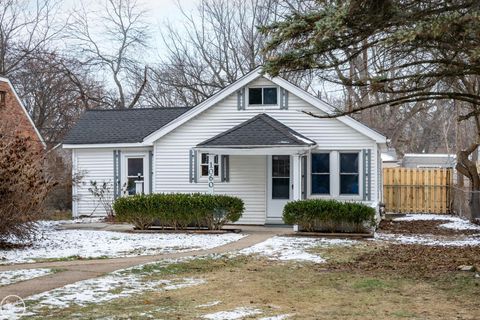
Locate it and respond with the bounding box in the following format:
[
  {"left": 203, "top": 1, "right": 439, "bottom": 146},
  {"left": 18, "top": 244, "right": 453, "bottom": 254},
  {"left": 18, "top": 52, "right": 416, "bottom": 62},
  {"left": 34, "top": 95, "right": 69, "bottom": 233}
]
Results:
[
  {"left": 311, "top": 152, "right": 331, "bottom": 195},
  {"left": 339, "top": 151, "right": 360, "bottom": 195},
  {"left": 199, "top": 153, "right": 221, "bottom": 180},
  {"left": 247, "top": 86, "right": 279, "bottom": 106}
]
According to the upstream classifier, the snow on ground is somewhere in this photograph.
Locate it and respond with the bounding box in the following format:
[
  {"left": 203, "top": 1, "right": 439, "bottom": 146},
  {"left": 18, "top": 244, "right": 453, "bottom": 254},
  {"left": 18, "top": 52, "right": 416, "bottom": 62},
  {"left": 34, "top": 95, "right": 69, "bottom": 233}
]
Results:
[
  {"left": 394, "top": 214, "right": 480, "bottom": 231},
  {"left": 239, "top": 236, "right": 356, "bottom": 263},
  {"left": 196, "top": 301, "right": 222, "bottom": 308},
  {"left": 24, "top": 259, "right": 205, "bottom": 315},
  {"left": 0, "top": 221, "right": 245, "bottom": 264},
  {"left": 0, "top": 268, "right": 53, "bottom": 287},
  {"left": 375, "top": 232, "right": 480, "bottom": 246},
  {"left": 202, "top": 307, "right": 262, "bottom": 320},
  {"left": 259, "top": 315, "right": 292, "bottom": 320}
]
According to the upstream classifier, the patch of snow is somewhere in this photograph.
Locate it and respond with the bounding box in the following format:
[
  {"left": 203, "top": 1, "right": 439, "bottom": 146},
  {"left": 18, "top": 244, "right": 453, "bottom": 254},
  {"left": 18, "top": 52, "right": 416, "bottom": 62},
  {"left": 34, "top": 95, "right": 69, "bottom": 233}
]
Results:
[
  {"left": 0, "top": 268, "right": 53, "bottom": 287},
  {"left": 376, "top": 232, "right": 480, "bottom": 246},
  {"left": 392, "top": 214, "right": 480, "bottom": 231},
  {"left": 394, "top": 214, "right": 461, "bottom": 222},
  {"left": 196, "top": 301, "right": 222, "bottom": 308},
  {"left": 239, "top": 236, "right": 356, "bottom": 263},
  {"left": 0, "top": 221, "right": 245, "bottom": 264},
  {"left": 163, "top": 277, "right": 206, "bottom": 290},
  {"left": 291, "top": 133, "right": 314, "bottom": 144},
  {"left": 0, "top": 301, "right": 26, "bottom": 320},
  {"left": 439, "top": 220, "right": 480, "bottom": 231},
  {"left": 26, "top": 261, "right": 206, "bottom": 314},
  {"left": 202, "top": 307, "right": 262, "bottom": 320}
]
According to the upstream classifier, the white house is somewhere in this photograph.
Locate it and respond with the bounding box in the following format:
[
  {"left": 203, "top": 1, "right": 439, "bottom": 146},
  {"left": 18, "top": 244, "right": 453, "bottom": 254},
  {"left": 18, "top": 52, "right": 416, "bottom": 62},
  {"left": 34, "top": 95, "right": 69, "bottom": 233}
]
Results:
[{"left": 63, "top": 67, "right": 387, "bottom": 224}]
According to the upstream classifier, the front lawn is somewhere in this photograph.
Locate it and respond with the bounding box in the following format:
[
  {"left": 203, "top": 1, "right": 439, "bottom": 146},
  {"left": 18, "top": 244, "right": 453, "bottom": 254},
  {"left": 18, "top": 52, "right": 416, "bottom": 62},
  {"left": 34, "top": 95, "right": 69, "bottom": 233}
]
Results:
[{"left": 24, "top": 243, "right": 480, "bottom": 319}]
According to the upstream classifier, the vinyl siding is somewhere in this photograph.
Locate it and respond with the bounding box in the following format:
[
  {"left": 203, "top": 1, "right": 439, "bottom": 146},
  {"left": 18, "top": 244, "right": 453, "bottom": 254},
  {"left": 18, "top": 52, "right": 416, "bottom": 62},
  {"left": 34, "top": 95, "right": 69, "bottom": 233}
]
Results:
[
  {"left": 153, "top": 76, "right": 380, "bottom": 223},
  {"left": 73, "top": 148, "right": 114, "bottom": 217}
]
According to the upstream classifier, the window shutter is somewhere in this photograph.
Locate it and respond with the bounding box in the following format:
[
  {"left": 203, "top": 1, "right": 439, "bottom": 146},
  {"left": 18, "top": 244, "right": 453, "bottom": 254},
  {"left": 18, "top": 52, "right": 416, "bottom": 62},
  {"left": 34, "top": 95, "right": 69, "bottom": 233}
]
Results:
[
  {"left": 113, "top": 150, "right": 121, "bottom": 199},
  {"left": 362, "top": 149, "right": 372, "bottom": 201},
  {"left": 148, "top": 150, "right": 153, "bottom": 194},
  {"left": 237, "top": 88, "right": 245, "bottom": 110},
  {"left": 280, "top": 88, "right": 289, "bottom": 110},
  {"left": 221, "top": 155, "right": 230, "bottom": 182},
  {"left": 189, "top": 149, "right": 198, "bottom": 183}
]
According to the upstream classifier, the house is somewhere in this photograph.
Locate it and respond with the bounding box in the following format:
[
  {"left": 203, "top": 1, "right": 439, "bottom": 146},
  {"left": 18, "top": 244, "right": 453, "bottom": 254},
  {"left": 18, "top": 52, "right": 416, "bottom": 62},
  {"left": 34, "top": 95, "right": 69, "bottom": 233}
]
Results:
[
  {"left": 0, "top": 77, "right": 45, "bottom": 149},
  {"left": 401, "top": 153, "right": 456, "bottom": 168},
  {"left": 63, "top": 68, "right": 387, "bottom": 224},
  {"left": 381, "top": 149, "right": 399, "bottom": 168}
]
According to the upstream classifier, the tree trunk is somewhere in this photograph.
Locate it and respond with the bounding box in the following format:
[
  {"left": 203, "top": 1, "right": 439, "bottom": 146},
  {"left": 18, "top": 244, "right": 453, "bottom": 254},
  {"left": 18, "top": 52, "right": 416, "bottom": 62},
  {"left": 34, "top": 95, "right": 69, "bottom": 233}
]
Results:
[{"left": 456, "top": 143, "right": 480, "bottom": 221}]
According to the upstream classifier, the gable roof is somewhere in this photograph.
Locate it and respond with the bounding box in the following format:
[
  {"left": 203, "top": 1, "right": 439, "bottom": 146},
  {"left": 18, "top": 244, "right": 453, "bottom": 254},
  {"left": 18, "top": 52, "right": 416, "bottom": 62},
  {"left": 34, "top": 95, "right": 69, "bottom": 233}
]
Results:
[
  {"left": 0, "top": 76, "right": 46, "bottom": 148},
  {"left": 143, "top": 67, "right": 387, "bottom": 144},
  {"left": 63, "top": 107, "right": 191, "bottom": 145},
  {"left": 197, "top": 113, "right": 316, "bottom": 147}
]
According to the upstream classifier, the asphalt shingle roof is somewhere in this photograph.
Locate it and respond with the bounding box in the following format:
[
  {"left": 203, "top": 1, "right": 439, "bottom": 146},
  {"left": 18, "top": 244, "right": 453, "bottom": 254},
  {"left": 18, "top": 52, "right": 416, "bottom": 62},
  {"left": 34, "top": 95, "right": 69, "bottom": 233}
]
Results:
[
  {"left": 63, "top": 107, "right": 191, "bottom": 144},
  {"left": 197, "top": 113, "right": 316, "bottom": 147}
]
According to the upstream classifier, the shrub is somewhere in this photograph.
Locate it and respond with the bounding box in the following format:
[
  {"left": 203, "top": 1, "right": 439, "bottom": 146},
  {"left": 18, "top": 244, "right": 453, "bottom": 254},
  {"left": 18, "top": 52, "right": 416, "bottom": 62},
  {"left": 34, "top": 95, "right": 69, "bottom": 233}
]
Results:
[
  {"left": 113, "top": 193, "right": 244, "bottom": 230},
  {"left": 0, "top": 136, "right": 56, "bottom": 245},
  {"left": 283, "top": 199, "right": 376, "bottom": 233}
]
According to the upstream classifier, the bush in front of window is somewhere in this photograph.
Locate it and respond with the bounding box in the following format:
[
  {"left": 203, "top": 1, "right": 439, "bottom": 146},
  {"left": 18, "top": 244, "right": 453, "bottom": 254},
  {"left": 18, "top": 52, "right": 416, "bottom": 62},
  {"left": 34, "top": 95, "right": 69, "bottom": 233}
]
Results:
[
  {"left": 283, "top": 199, "right": 376, "bottom": 233},
  {"left": 113, "top": 193, "right": 244, "bottom": 230}
]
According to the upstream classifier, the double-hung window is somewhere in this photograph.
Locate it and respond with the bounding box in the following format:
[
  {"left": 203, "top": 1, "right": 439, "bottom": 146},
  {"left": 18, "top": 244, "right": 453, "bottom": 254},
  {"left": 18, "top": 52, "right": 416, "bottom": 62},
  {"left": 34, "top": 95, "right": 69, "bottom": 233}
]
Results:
[
  {"left": 200, "top": 153, "right": 219, "bottom": 177},
  {"left": 339, "top": 152, "right": 360, "bottom": 195},
  {"left": 311, "top": 153, "right": 330, "bottom": 194},
  {"left": 249, "top": 87, "right": 278, "bottom": 105}
]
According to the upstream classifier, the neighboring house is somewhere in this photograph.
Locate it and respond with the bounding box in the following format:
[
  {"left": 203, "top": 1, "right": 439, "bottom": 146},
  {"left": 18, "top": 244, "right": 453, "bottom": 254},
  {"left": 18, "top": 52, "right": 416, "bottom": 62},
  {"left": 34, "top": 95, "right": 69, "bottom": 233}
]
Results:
[
  {"left": 0, "top": 77, "right": 46, "bottom": 149},
  {"left": 402, "top": 153, "right": 456, "bottom": 169},
  {"left": 381, "top": 149, "right": 399, "bottom": 168},
  {"left": 63, "top": 67, "right": 387, "bottom": 224}
]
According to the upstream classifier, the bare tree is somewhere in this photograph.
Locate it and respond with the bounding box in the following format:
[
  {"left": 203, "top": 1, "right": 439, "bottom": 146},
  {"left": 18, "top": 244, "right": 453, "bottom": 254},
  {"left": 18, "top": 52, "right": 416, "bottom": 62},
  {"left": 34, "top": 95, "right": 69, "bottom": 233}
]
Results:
[
  {"left": 14, "top": 51, "right": 107, "bottom": 144},
  {"left": 0, "top": 0, "right": 62, "bottom": 76},
  {"left": 68, "top": 0, "right": 150, "bottom": 109},
  {"left": 144, "top": 0, "right": 316, "bottom": 108}
]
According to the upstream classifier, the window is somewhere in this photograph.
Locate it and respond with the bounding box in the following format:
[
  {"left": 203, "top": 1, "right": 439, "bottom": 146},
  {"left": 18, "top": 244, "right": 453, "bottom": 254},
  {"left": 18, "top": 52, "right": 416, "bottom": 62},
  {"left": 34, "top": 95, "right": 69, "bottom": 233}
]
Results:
[
  {"left": 311, "top": 153, "right": 330, "bottom": 194},
  {"left": 0, "top": 91, "right": 5, "bottom": 108},
  {"left": 340, "top": 153, "right": 359, "bottom": 195},
  {"left": 201, "top": 153, "right": 219, "bottom": 177},
  {"left": 248, "top": 87, "right": 278, "bottom": 105},
  {"left": 272, "top": 155, "right": 290, "bottom": 199},
  {"left": 127, "top": 157, "right": 144, "bottom": 195}
]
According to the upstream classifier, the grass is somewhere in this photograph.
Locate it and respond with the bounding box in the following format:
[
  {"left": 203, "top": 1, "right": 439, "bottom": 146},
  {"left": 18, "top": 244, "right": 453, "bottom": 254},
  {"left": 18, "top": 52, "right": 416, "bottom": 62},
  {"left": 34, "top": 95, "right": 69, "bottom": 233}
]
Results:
[{"left": 26, "top": 246, "right": 480, "bottom": 320}]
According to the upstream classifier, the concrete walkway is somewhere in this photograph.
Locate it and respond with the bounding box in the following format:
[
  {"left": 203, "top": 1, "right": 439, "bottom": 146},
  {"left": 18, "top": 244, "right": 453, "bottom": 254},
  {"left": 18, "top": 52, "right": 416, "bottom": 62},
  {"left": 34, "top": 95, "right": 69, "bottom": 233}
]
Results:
[{"left": 0, "top": 226, "right": 288, "bottom": 300}]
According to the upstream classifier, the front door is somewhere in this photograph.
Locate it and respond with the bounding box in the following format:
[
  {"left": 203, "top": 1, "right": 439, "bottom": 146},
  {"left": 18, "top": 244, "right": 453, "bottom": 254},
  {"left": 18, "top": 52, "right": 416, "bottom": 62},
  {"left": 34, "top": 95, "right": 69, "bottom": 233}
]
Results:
[
  {"left": 267, "top": 155, "right": 291, "bottom": 223},
  {"left": 122, "top": 155, "right": 148, "bottom": 195}
]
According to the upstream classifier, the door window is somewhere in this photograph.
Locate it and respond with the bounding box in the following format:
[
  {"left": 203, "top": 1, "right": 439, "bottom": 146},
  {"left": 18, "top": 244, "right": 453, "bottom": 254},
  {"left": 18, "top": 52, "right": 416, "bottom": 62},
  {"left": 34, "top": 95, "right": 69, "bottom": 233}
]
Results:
[
  {"left": 127, "top": 157, "right": 144, "bottom": 195},
  {"left": 272, "top": 155, "right": 290, "bottom": 199}
]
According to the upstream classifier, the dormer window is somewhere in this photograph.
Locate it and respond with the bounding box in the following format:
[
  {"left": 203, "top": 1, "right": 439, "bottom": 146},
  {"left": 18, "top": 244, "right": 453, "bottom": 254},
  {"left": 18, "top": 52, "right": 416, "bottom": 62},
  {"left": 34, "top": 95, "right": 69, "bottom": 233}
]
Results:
[
  {"left": 249, "top": 87, "right": 278, "bottom": 105},
  {"left": 0, "top": 91, "right": 5, "bottom": 108}
]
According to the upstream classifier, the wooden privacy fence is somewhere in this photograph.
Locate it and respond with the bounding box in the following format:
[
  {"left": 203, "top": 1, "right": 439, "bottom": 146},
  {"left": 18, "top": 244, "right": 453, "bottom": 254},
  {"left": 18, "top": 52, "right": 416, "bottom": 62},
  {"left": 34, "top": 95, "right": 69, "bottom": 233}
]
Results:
[{"left": 383, "top": 168, "right": 453, "bottom": 214}]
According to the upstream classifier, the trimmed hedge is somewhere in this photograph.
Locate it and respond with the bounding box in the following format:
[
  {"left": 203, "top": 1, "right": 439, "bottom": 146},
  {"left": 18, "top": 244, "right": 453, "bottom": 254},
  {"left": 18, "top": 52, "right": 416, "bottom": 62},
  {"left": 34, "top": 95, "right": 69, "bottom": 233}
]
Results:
[
  {"left": 283, "top": 199, "right": 376, "bottom": 233},
  {"left": 113, "top": 193, "right": 244, "bottom": 230}
]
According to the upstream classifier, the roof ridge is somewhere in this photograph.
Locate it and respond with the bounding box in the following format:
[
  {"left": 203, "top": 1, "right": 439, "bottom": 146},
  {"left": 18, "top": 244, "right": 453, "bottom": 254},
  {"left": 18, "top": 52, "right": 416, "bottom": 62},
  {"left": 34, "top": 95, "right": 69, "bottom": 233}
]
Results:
[
  {"left": 86, "top": 107, "right": 193, "bottom": 112},
  {"left": 197, "top": 114, "right": 265, "bottom": 146},
  {"left": 257, "top": 114, "right": 313, "bottom": 145}
]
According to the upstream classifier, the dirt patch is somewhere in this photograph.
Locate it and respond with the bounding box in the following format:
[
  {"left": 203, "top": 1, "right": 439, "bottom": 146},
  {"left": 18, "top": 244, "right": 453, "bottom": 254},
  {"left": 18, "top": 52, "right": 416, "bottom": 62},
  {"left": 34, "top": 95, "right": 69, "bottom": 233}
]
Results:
[
  {"left": 378, "top": 219, "right": 480, "bottom": 236},
  {"left": 330, "top": 243, "right": 480, "bottom": 278}
]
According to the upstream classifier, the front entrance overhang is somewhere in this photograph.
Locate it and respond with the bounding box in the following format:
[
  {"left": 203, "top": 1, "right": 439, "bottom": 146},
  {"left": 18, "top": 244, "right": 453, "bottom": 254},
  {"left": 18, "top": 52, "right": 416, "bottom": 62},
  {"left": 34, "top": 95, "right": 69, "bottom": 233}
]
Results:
[{"left": 194, "top": 145, "right": 315, "bottom": 155}]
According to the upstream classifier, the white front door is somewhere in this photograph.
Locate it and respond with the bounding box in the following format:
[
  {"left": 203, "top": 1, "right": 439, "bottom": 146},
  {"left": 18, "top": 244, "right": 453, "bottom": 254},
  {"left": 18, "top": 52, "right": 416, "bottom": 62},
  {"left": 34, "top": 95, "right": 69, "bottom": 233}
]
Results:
[
  {"left": 266, "top": 155, "right": 292, "bottom": 223},
  {"left": 121, "top": 154, "right": 149, "bottom": 195}
]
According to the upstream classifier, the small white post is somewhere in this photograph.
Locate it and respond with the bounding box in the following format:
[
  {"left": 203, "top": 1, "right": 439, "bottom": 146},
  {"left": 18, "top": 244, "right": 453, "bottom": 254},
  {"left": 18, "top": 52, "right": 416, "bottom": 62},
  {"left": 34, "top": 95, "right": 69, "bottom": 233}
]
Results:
[
  {"left": 207, "top": 154, "right": 216, "bottom": 194},
  {"left": 135, "top": 180, "right": 144, "bottom": 194}
]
